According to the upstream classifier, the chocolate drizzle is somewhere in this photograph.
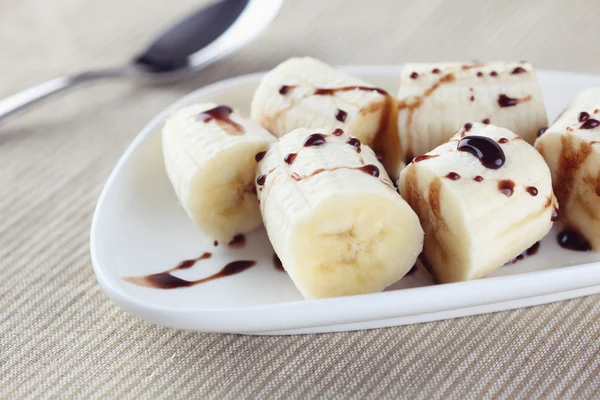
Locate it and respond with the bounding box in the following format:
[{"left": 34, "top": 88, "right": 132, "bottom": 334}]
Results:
[
  {"left": 256, "top": 175, "right": 266, "bottom": 186},
  {"left": 335, "top": 109, "right": 347, "bottom": 122},
  {"left": 313, "top": 86, "right": 387, "bottom": 96},
  {"left": 511, "top": 67, "right": 526, "bottom": 74},
  {"left": 581, "top": 119, "right": 600, "bottom": 129},
  {"left": 303, "top": 133, "right": 326, "bottom": 147},
  {"left": 359, "top": 164, "right": 380, "bottom": 177},
  {"left": 213, "top": 240, "right": 218, "bottom": 246},
  {"left": 474, "top": 175, "right": 484, "bottom": 182},
  {"left": 497, "top": 94, "right": 532, "bottom": 108},
  {"left": 498, "top": 138, "right": 509, "bottom": 144},
  {"left": 482, "top": 118, "right": 490, "bottom": 124},
  {"left": 197, "top": 105, "right": 243, "bottom": 134},
  {"left": 463, "top": 123, "right": 473, "bottom": 132},
  {"left": 332, "top": 128, "right": 344, "bottom": 136},
  {"left": 526, "top": 186, "right": 538, "bottom": 196},
  {"left": 279, "top": 85, "right": 295, "bottom": 95},
  {"left": 284, "top": 153, "right": 297, "bottom": 165},
  {"left": 228, "top": 234, "right": 246, "bottom": 248},
  {"left": 578, "top": 111, "right": 590, "bottom": 122},
  {"left": 498, "top": 180, "right": 515, "bottom": 196},
  {"left": 508, "top": 242, "right": 540, "bottom": 264},
  {"left": 432, "top": 68, "right": 441, "bottom": 74},
  {"left": 348, "top": 138, "right": 362, "bottom": 153},
  {"left": 445, "top": 172, "right": 461, "bottom": 180},
  {"left": 255, "top": 151, "right": 266, "bottom": 162},
  {"left": 410, "top": 72, "right": 419, "bottom": 79},
  {"left": 557, "top": 229, "right": 592, "bottom": 251},
  {"left": 457, "top": 136, "right": 506, "bottom": 169},
  {"left": 414, "top": 154, "right": 438, "bottom": 163}
]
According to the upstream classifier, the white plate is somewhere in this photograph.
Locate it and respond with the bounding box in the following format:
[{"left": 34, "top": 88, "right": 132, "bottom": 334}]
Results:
[{"left": 91, "top": 65, "right": 600, "bottom": 335}]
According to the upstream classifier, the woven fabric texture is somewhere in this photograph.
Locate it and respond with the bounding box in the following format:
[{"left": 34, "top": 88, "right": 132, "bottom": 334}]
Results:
[{"left": 2, "top": 0, "right": 600, "bottom": 398}]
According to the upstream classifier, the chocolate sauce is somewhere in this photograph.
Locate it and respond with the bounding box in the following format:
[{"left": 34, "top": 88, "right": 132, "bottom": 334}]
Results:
[
  {"left": 578, "top": 111, "right": 590, "bottom": 122},
  {"left": 279, "top": 85, "right": 295, "bottom": 95},
  {"left": 477, "top": 72, "right": 484, "bottom": 77},
  {"left": 470, "top": 95, "right": 475, "bottom": 102},
  {"left": 526, "top": 186, "right": 538, "bottom": 196},
  {"left": 490, "top": 71, "right": 498, "bottom": 77},
  {"left": 457, "top": 135, "right": 506, "bottom": 169},
  {"left": 497, "top": 94, "right": 518, "bottom": 107},
  {"left": 273, "top": 253, "right": 285, "bottom": 271},
  {"left": 197, "top": 105, "right": 243, "bottom": 134},
  {"left": 551, "top": 206, "right": 559, "bottom": 222},
  {"left": 255, "top": 151, "right": 266, "bottom": 162},
  {"left": 474, "top": 175, "right": 484, "bottom": 182},
  {"left": 359, "top": 164, "right": 380, "bottom": 177},
  {"left": 445, "top": 172, "right": 461, "bottom": 180},
  {"left": 335, "top": 109, "right": 347, "bottom": 122},
  {"left": 313, "top": 86, "right": 387, "bottom": 96},
  {"left": 213, "top": 240, "right": 218, "bottom": 246},
  {"left": 348, "top": 138, "right": 361, "bottom": 153},
  {"left": 122, "top": 252, "right": 263, "bottom": 290},
  {"left": 508, "top": 242, "right": 540, "bottom": 264},
  {"left": 498, "top": 180, "right": 515, "bottom": 196},
  {"left": 414, "top": 154, "right": 438, "bottom": 163},
  {"left": 256, "top": 175, "right": 266, "bottom": 186},
  {"left": 228, "top": 234, "right": 246, "bottom": 248},
  {"left": 581, "top": 119, "right": 600, "bottom": 129},
  {"left": 482, "top": 118, "right": 490, "bottom": 124},
  {"left": 410, "top": 72, "right": 419, "bottom": 79},
  {"left": 284, "top": 153, "right": 297, "bottom": 164},
  {"left": 511, "top": 67, "right": 526, "bottom": 74},
  {"left": 332, "top": 128, "right": 344, "bottom": 136},
  {"left": 537, "top": 127, "right": 547, "bottom": 137},
  {"left": 498, "top": 138, "right": 509, "bottom": 144},
  {"left": 464, "top": 122, "right": 473, "bottom": 132},
  {"left": 432, "top": 68, "right": 441, "bottom": 74},
  {"left": 303, "top": 133, "right": 326, "bottom": 147},
  {"left": 557, "top": 229, "right": 592, "bottom": 251}
]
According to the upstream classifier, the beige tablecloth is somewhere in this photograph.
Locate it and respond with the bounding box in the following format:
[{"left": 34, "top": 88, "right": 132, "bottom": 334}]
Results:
[{"left": 2, "top": 0, "right": 600, "bottom": 398}]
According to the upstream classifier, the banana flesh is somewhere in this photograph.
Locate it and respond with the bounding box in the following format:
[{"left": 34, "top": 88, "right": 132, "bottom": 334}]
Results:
[
  {"left": 256, "top": 127, "right": 423, "bottom": 299},
  {"left": 162, "top": 103, "right": 275, "bottom": 242},
  {"left": 535, "top": 88, "right": 600, "bottom": 250},
  {"left": 397, "top": 62, "right": 548, "bottom": 164},
  {"left": 251, "top": 57, "right": 403, "bottom": 178},
  {"left": 398, "top": 123, "right": 557, "bottom": 283}
]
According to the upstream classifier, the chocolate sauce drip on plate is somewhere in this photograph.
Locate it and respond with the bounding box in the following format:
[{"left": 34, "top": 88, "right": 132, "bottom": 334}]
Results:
[
  {"left": 581, "top": 119, "right": 600, "bottom": 129},
  {"left": 578, "top": 111, "right": 590, "bottom": 122},
  {"left": 279, "top": 85, "right": 295, "bottom": 95},
  {"left": 303, "top": 133, "right": 326, "bottom": 147},
  {"left": 526, "top": 186, "right": 538, "bottom": 196},
  {"left": 256, "top": 174, "right": 266, "bottom": 186},
  {"left": 474, "top": 175, "right": 484, "bottom": 182},
  {"left": 313, "top": 86, "right": 387, "bottom": 96},
  {"left": 498, "top": 180, "right": 515, "bottom": 196},
  {"left": 445, "top": 172, "right": 461, "bottom": 180},
  {"left": 255, "top": 151, "right": 266, "bottom": 162},
  {"left": 497, "top": 94, "right": 518, "bottom": 107},
  {"left": 557, "top": 229, "right": 592, "bottom": 251},
  {"left": 335, "top": 109, "right": 347, "bottom": 122},
  {"left": 414, "top": 154, "right": 438, "bottom": 163},
  {"left": 508, "top": 242, "right": 540, "bottom": 264},
  {"left": 228, "top": 234, "right": 246, "bottom": 248},
  {"left": 197, "top": 105, "right": 243, "bottom": 134},
  {"left": 511, "top": 67, "right": 526, "bottom": 74},
  {"left": 332, "top": 128, "right": 344, "bottom": 136},
  {"left": 284, "top": 153, "right": 297, "bottom": 164},
  {"left": 457, "top": 135, "right": 506, "bottom": 169},
  {"left": 537, "top": 127, "right": 547, "bottom": 137},
  {"left": 347, "top": 138, "right": 361, "bottom": 153},
  {"left": 358, "top": 164, "right": 380, "bottom": 177},
  {"left": 273, "top": 253, "right": 285, "bottom": 271}
]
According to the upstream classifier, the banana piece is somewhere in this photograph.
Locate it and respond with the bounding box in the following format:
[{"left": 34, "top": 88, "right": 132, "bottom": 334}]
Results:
[
  {"left": 256, "top": 127, "right": 423, "bottom": 299},
  {"left": 397, "top": 62, "right": 548, "bottom": 164},
  {"left": 398, "top": 123, "right": 557, "bottom": 283},
  {"left": 162, "top": 103, "right": 275, "bottom": 242},
  {"left": 251, "top": 57, "right": 403, "bottom": 178},
  {"left": 535, "top": 88, "right": 600, "bottom": 250}
]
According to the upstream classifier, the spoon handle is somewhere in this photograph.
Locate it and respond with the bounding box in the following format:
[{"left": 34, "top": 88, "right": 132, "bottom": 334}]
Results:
[{"left": 0, "top": 68, "right": 128, "bottom": 122}]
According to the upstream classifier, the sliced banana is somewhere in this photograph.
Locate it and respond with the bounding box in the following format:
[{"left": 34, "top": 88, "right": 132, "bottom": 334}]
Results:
[
  {"left": 162, "top": 103, "right": 275, "bottom": 242},
  {"left": 256, "top": 127, "right": 423, "bottom": 299},
  {"left": 251, "top": 57, "right": 403, "bottom": 178},
  {"left": 398, "top": 123, "right": 557, "bottom": 283},
  {"left": 535, "top": 88, "right": 600, "bottom": 250},
  {"left": 397, "top": 62, "right": 548, "bottom": 164}
]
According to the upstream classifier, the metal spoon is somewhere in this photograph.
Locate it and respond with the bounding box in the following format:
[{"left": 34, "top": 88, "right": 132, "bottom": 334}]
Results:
[{"left": 0, "top": 0, "right": 283, "bottom": 121}]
